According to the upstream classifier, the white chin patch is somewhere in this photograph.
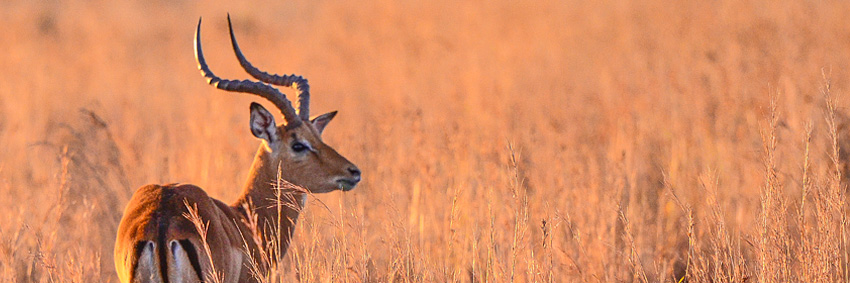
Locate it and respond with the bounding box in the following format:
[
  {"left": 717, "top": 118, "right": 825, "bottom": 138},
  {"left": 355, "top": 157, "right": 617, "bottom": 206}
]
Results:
[{"left": 337, "top": 181, "right": 355, "bottom": 191}]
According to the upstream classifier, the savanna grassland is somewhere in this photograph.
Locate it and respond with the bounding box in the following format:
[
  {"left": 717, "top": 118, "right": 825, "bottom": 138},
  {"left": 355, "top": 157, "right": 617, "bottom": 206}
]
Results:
[{"left": 3, "top": 0, "right": 850, "bottom": 282}]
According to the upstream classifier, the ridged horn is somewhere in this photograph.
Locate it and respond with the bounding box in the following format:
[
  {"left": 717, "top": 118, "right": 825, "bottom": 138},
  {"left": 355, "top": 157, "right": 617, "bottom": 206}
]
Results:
[
  {"left": 194, "top": 17, "right": 302, "bottom": 127},
  {"left": 227, "top": 14, "right": 311, "bottom": 120}
]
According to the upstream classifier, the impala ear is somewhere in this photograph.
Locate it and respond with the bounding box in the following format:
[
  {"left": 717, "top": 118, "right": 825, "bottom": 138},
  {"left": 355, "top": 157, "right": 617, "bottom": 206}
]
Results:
[
  {"left": 249, "top": 102, "right": 279, "bottom": 145},
  {"left": 311, "top": 111, "right": 337, "bottom": 135}
]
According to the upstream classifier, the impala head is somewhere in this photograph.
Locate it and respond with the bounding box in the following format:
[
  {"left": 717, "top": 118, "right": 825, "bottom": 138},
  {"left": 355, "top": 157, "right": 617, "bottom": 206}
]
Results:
[{"left": 194, "top": 16, "right": 360, "bottom": 193}]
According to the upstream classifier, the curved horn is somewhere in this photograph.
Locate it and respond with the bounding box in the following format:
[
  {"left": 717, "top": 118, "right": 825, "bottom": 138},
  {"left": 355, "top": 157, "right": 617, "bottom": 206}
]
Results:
[
  {"left": 227, "top": 14, "right": 310, "bottom": 120},
  {"left": 195, "top": 18, "right": 302, "bottom": 127}
]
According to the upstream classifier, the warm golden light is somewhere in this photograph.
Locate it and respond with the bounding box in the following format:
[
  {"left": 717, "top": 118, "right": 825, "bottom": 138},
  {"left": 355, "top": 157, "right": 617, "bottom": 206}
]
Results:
[{"left": 2, "top": 0, "right": 849, "bottom": 281}]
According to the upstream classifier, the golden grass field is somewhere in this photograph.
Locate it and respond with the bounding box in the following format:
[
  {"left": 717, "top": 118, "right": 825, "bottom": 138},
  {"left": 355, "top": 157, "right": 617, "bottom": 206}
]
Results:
[{"left": 3, "top": 0, "right": 850, "bottom": 282}]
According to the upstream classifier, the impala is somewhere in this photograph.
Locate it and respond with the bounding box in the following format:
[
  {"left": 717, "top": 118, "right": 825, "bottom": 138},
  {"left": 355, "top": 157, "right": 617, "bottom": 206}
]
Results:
[{"left": 114, "top": 16, "right": 361, "bottom": 283}]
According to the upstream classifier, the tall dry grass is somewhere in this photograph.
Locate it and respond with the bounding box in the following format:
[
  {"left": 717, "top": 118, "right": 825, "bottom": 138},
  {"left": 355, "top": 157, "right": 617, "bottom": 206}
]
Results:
[{"left": 3, "top": 0, "right": 850, "bottom": 281}]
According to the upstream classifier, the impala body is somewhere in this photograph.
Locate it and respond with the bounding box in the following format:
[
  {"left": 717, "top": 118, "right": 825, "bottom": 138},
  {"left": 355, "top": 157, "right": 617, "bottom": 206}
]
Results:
[{"left": 114, "top": 17, "right": 361, "bottom": 283}]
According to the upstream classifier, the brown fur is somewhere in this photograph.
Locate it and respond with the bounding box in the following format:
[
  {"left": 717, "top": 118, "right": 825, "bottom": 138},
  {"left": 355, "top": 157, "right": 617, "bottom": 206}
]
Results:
[{"left": 115, "top": 121, "right": 359, "bottom": 283}]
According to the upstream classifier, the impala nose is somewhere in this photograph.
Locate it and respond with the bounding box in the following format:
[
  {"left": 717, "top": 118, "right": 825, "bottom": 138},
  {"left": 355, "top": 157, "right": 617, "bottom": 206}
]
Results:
[
  {"left": 337, "top": 166, "right": 361, "bottom": 191},
  {"left": 347, "top": 166, "right": 361, "bottom": 182},
  {"left": 336, "top": 165, "right": 360, "bottom": 191},
  {"left": 348, "top": 166, "right": 361, "bottom": 176}
]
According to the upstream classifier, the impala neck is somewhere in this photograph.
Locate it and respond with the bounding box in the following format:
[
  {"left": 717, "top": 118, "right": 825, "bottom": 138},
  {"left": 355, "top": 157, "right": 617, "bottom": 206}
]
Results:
[{"left": 233, "top": 146, "right": 306, "bottom": 260}]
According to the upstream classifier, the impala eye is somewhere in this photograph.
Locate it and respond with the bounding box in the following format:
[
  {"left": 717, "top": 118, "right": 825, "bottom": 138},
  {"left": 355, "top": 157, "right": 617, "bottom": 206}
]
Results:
[{"left": 291, "top": 142, "right": 309, "bottom": 153}]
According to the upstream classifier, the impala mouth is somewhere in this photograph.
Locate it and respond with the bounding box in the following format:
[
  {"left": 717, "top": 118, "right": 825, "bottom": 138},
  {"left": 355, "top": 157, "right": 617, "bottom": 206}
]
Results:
[{"left": 336, "top": 179, "right": 359, "bottom": 191}]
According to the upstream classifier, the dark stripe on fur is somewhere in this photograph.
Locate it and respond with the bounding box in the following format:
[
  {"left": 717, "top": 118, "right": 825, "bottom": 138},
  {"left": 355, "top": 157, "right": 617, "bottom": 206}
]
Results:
[
  {"left": 158, "top": 186, "right": 174, "bottom": 283},
  {"left": 158, "top": 219, "right": 170, "bottom": 283},
  {"left": 179, "top": 239, "right": 204, "bottom": 281},
  {"left": 130, "top": 241, "right": 148, "bottom": 282}
]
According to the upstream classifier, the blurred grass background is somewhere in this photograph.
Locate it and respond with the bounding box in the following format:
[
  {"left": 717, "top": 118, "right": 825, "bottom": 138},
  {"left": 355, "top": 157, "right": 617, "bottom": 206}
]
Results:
[{"left": 3, "top": 0, "right": 850, "bottom": 281}]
